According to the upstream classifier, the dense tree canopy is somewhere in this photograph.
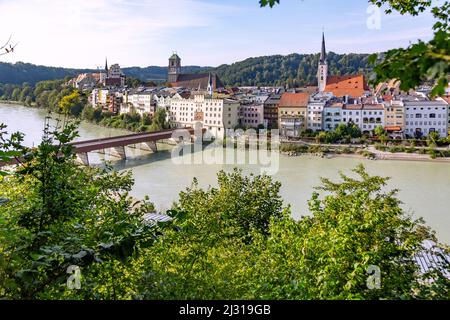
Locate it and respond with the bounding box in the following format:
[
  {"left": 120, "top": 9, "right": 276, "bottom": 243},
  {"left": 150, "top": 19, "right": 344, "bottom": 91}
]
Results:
[
  {"left": 136, "top": 166, "right": 449, "bottom": 300},
  {"left": 213, "top": 53, "right": 371, "bottom": 87},
  {"left": 1, "top": 122, "right": 449, "bottom": 299},
  {"left": 0, "top": 63, "right": 208, "bottom": 85},
  {"left": 0, "top": 121, "right": 160, "bottom": 299},
  {"left": 0, "top": 80, "right": 167, "bottom": 133}
]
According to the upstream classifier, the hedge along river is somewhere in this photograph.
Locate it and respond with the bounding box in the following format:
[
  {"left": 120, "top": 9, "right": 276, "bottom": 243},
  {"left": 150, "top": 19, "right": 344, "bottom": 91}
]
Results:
[{"left": 1, "top": 103, "right": 450, "bottom": 243}]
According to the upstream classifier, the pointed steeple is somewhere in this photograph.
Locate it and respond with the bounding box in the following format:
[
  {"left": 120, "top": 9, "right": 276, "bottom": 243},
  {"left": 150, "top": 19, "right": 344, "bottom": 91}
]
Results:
[
  {"left": 105, "top": 57, "right": 109, "bottom": 73},
  {"left": 320, "top": 32, "right": 327, "bottom": 64},
  {"left": 318, "top": 31, "right": 328, "bottom": 92},
  {"left": 207, "top": 73, "right": 213, "bottom": 96}
]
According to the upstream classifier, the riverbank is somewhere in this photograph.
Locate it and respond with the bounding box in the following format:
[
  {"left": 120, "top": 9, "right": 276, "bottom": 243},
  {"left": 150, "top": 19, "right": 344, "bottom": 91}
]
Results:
[
  {"left": 2, "top": 102, "right": 450, "bottom": 243},
  {"left": 3, "top": 101, "right": 449, "bottom": 164},
  {"left": 281, "top": 149, "right": 450, "bottom": 163},
  {"left": 280, "top": 141, "right": 450, "bottom": 163},
  {"left": 0, "top": 100, "right": 31, "bottom": 106}
]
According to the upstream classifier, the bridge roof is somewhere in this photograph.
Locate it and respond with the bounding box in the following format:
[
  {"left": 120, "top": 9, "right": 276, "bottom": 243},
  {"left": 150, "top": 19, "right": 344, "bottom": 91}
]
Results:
[{"left": 71, "top": 128, "right": 197, "bottom": 153}]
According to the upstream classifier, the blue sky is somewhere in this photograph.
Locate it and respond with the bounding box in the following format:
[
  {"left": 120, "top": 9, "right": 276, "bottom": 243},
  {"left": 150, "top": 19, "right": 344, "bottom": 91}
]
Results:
[{"left": 0, "top": 0, "right": 437, "bottom": 68}]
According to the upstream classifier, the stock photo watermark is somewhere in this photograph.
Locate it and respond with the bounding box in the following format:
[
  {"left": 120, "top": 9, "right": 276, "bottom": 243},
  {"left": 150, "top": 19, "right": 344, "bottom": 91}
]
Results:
[
  {"left": 366, "top": 265, "right": 381, "bottom": 290},
  {"left": 367, "top": 5, "right": 382, "bottom": 30},
  {"left": 67, "top": 265, "right": 81, "bottom": 290},
  {"left": 170, "top": 125, "right": 281, "bottom": 176}
]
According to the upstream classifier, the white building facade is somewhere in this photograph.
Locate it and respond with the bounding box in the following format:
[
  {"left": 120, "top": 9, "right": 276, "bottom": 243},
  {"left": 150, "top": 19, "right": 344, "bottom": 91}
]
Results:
[
  {"left": 323, "top": 103, "right": 343, "bottom": 131},
  {"left": 169, "top": 94, "right": 240, "bottom": 139},
  {"left": 121, "top": 92, "right": 153, "bottom": 116},
  {"left": 239, "top": 104, "right": 265, "bottom": 128},
  {"left": 308, "top": 93, "right": 332, "bottom": 131},
  {"left": 341, "top": 105, "right": 362, "bottom": 128},
  {"left": 404, "top": 101, "right": 449, "bottom": 138},
  {"left": 90, "top": 89, "right": 110, "bottom": 107},
  {"left": 361, "top": 104, "right": 385, "bottom": 132}
]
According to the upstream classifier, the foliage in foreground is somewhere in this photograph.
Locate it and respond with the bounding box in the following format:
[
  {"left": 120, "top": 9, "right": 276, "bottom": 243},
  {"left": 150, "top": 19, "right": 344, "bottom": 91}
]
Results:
[
  {"left": 138, "top": 166, "right": 449, "bottom": 300},
  {"left": 0, "top": 122, "right": 449, "bottom": 300},
  {"left": 0, "top": 120, "right": 157, "bottom": 299}
]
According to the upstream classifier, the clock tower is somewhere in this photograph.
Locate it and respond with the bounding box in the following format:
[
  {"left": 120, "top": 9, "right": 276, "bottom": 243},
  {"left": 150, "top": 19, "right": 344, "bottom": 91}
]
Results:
[{"left": 168, "top": 52, "right": 181, "bottom": 83}]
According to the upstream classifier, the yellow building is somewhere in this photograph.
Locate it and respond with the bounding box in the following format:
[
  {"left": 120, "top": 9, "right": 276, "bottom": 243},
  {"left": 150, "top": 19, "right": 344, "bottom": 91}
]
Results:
[
  {"left": 278, "top": 93, "right": 309, "bottom": 138},
  {"left": 384, "top": 99, "right": 405, "bottom": 137}
]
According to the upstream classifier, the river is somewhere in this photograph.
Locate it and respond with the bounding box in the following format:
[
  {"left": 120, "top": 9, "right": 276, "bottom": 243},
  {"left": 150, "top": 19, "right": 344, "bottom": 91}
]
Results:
[{"left": 1, "top": 103, "right": 449, "bottom": 243}]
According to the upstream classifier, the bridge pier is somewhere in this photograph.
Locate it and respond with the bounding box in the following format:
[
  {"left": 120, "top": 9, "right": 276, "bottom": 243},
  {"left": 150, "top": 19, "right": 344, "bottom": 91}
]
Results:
[
  {"left": 110, "top": 146, "right": 127, "bottom": 159},
  {"left": 142, "top": 141, "right": 158, "bottom": 152},
  {"left": 76, "top": 153, "right": 90, "bottom": 166},
  {"left": 161, "top": 138, "right": 177, "bottom": 146},
  {"left": 70, "top": 128, "right": 204, "bottom": 161}
]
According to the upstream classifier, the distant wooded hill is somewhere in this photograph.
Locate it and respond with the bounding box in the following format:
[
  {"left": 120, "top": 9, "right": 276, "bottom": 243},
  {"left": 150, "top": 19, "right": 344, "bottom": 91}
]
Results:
[
  {"left": 0, "top": 52, "right": 372, "bottom": 87},
  {"left": 212, "top": 52, "right": 372, "bottom": 87}
]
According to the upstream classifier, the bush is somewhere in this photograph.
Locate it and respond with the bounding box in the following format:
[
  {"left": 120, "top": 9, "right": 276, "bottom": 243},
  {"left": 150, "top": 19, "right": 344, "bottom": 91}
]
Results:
[{"left": 388, "top": 146, "right": 406, "bottom": 153}]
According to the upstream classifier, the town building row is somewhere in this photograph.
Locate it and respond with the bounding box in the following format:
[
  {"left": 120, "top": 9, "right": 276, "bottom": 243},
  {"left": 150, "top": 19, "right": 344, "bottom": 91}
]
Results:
[{"left": 81, "top": 33, "right": 450, "bottom": 140}]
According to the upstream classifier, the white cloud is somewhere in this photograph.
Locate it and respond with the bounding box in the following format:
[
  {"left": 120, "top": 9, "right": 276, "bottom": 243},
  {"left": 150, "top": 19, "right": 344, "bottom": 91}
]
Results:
[{"left": 0, "top": 0, "right": 237, "bottom": 67}]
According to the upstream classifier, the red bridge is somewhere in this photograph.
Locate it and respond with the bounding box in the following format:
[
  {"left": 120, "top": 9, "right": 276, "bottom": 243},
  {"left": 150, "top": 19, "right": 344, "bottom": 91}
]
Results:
[
  {"left": 1, "top": 128, "right": 201, "bottom": 167},
  {"left": 70, "top": 127, "right": 201, "bottom": 165}
]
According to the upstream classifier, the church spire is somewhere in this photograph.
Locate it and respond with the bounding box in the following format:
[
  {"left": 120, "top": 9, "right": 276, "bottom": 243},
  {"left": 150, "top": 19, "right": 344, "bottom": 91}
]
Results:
[
  {"left": 207, "top": 73, "right": 213, "bottom": 96},
  {"left": 318, "top": 31, "right": 328, "bottom": 92},
  {"left": 320, "top": 32, "right": 327, "bottom": 64},
  {"left": 105, "top": 57, "right": 109, "bottom": 73}
]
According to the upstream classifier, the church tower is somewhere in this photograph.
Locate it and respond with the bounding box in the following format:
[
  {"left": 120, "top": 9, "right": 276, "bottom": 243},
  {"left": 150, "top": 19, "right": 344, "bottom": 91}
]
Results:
[
  {"left": 318, "top": 32, "right": 328, "bottom": 92},
  {"left": 207, "top": 73, "right": 213, "bottom": 96},
  {"left": 168, "top": 52, "right": 181, "bottom": 84}
]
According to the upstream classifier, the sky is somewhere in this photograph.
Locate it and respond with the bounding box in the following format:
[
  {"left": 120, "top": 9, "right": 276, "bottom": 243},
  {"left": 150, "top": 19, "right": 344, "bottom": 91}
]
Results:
[{"left": 0, "top": 0, "right": 438, "bottom": 69}]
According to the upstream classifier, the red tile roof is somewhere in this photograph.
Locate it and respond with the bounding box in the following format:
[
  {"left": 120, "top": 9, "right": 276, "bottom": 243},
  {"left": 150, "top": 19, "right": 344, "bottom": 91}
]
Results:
[
  {"left": 278, "top": 92, "right": 310, "bottom": 108},
  {"left": 382, "top": 95, "right": 393, "bottom": 102},
  {"left": 325, "top": 74, "right": 370, "bottom": 98}
]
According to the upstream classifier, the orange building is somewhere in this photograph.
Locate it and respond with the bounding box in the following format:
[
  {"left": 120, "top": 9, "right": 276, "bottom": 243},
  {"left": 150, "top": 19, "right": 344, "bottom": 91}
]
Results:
[{"left": 324, "top": 75, "right": 370, "bottom": 98}]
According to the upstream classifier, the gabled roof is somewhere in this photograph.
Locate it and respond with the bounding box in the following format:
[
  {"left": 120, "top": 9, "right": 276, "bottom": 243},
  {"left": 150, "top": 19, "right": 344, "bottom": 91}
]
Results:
[
  {"left": 169, "top": 53, "right": 181, "bottom": 60},
  {"left": 173, "top": 73, "right": 223, "bottom": 90},
  {"left": 278, "top": 92, "right": 310, "bottom": 108},
  {"left": 325, "top": 74, "right": 370, "bottom": 98}
]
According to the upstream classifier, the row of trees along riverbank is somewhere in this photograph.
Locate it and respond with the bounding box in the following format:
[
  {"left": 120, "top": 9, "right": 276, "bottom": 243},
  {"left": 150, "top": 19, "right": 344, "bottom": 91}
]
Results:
[{"left": 0, "top": 80, "right": 169, "bottom": 133}]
